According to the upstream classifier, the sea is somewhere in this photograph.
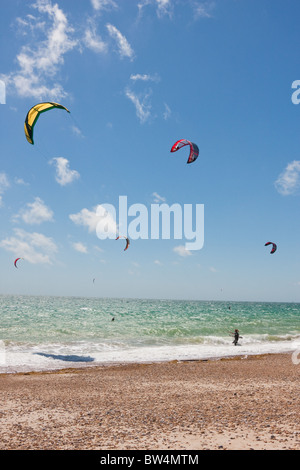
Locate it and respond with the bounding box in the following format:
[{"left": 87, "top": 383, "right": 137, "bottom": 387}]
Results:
[{"left": 0, "top": 295, "right": 299, "bottom": 373}]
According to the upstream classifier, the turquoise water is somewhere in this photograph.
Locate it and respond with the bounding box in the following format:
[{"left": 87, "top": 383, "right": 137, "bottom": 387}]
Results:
[{"left": 0, "top": 295, "right": 299, "bottom": 372}]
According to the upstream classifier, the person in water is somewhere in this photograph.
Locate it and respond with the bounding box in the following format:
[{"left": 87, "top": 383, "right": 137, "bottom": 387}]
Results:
[{"left": 231, "top": 329, "right": 241, "bottom": 345}]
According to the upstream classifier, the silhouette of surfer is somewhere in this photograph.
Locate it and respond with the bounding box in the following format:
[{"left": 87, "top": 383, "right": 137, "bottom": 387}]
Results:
[{"left": 230, "top": 329, "right": 242, "bottom": 345}]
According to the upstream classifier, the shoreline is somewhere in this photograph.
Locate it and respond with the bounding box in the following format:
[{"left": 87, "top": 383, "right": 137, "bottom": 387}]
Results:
[
  {"left": 0, "top": 352, "right": 299, "bottom": 450},
  {"left": 1, "top": 348, "right": 296, "bottom": 376},
  {"left": 0, "top": 350, "right": 293, "bottom": 377},
  {"left": 1, "top": 338, "right": 298, "bottom": 376}
]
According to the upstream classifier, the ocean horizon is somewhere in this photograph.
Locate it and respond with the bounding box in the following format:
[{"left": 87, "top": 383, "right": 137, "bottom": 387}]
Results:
[{"left": 0, "top": 294, "right": 299, "bottom": 373}]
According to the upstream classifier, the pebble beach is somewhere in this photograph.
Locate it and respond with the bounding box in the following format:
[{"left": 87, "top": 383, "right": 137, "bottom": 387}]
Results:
[{"left": 0, "top": 353, "right": 299, "bottom": 450}]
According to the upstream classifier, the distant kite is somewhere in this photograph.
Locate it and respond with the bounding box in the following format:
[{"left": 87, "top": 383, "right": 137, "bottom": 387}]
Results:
[
  {"left": 170, "top": 139, "right": 199, "bottom": 164},
  {"left": 14, "top": 258, "right": 23, "bottom": 268},
  {"left": 116, "top": 236, "right": 130, "bottom": 251},
  {"left": 24, "top": 102, "right": 70, "bottom": 145},
  {"left": 265, "top": 242, "right": 277, "bottom": 254}
]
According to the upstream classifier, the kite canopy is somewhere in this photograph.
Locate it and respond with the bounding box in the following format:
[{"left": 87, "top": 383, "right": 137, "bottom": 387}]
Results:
[
  {"left": 116, "top": 236, "right": 130, "bottom": 251},
  {"left": 24, "top": 102, "right": 70, "bottom": 145},
  {"left": 170, "top": 139, "right": 199, "bottom": 164},
  {"left": 265, "top": 242, "right": 277, "bottom": 254},
  {"left": 14, "top": 257, "right": 23, "bottom": 268}
]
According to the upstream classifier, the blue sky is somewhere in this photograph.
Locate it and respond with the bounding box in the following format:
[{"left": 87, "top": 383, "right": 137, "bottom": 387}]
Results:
[{"left": 0, "top": 0, "right": 300, "bottom": 301}]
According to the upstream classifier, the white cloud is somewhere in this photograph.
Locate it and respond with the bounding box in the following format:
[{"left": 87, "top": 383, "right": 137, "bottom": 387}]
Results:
[
  {"left": 0, "top": 173, "right": 10, "bottom": 206},
  {"left": 275, "top": 160, "right": 300, "bottom": 195},
  {"left": 69, "top": 205, "right": 118, "bottom": 237},
  {"left": 3, "top": 0, "right": 77, "bottom": 99},
  {"left": 14, "top": 177, "right": 29, "bottom": 186},
  {"left": 173, "top": 245, "right": 192, "bottom": 257},
  {"left": 91, "top": 0, "right": 118, "bottom": 12},
  {"left": 93, "top": 245, "right": 105, "bottom": 256},
  {"left": 50, "top": 157, "right": 80, "bottom": 186},
  {"left": 130, "top": 73, "right": 160, "bottom": 83},
  {"left": 156, "top": 0, "right": 173, "bottom": 17},
  {"left": 137, "top": 0, "right": 214, "bottom": 20},
  {"left": 192, "top": 1, "right": 215, "bottom": 19},
  {"left": 152, "top": 192, "right": 166, "bottom": 203},
  {"left": 154, "top": 259, "right": 163, "bottom": 265},
  {"left": 0, "top": 173, "right": 10, "bottom": 191},
  {"left": 106, "top": 24, "right": 134, "bottom": 60},
  {"left": 71, "top": 125, "right": 84, "bottom": 138},
  {"left": 70, "top": 207, "right": 100, "bottom": 232},
  {"left": 84, "top": 19, "right": 108, "bottom": 54},
  {"left": 15, "top": 13, "right": 46, "bottom": 36},
  {"left": 0, "top": 228, "right": 58, "bottom": 264},
  {"left": 128, "top": 74, "right": 163, "bottom": 123},
  {"left": 14, "top": 197, "right": 54, "bottom": 225},
  {"left": 163, "top": 102, "right": 171, "bottom": 120},
  {"left": 125, "top": 88, "right": 152, "bottom": 123},
  {"left": 72, "top": 242, "right": 88, "bottom": 253},
  {"left": 138, "top": 0, "right": 173, "bottom": 18}
]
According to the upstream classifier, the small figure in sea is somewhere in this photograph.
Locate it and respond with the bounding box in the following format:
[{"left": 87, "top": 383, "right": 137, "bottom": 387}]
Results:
[
  {"left": 231, "top": 329, "right": 242, "bottom": 345},
  {"left": 111, "top": 316, "right": 115, "bottom": 322}
]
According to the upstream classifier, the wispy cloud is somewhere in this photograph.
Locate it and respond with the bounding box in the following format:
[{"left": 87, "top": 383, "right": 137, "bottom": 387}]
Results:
[
  {"left": 2, "top": 0, "right": 77, "bottom": 99},
  {"left": 13, "top": 197, "right": 54, "bottom": 225},
  {"left": 173, "top": 245, "right": 192, "bottom": 257},
  {"left": 72, "top": 241, "right": 88, "bottom": 253},
  {"left": 163, "top": 102, "right": 171, "bottom": 120},
  {"left": 106, "top": 24, "right": 134, "bottom": 60},
  {"left": 0, "top": 173, "right": 10, "bottom": 206},
  {"left": 14, "top": 13, "right": 47, "bottom": 41},
  {"left": 154, "top": 259, "right": 163, "bottom": 265},
  {"left": 50, "top": 157, "right": 80, "bottom": 186},
  {"left": 125, "top": 88, "right": 152, "bottom": 123},
  {"left": 84, "top": 19, "right": 108, "bottom": 54},
  {"left": 71, "top": 125, "right": 84, "bottom": 138},
  {"left": 14, "top": 177, "right": 29, "bottom": 186},
  {"left": 156, "top": 0, "right": 173, "bottom": 17},
  {"left": 137, "top": 0, "right": 214, "bottom": 20},
  {"left": 275, "top": 160, "right": 300, "bottom": 195},
  {"left": 91, "top": 0, "right": 118, "bottom": 12},
  {"left": 130, "top": 73, "right": 160, "bottom": 83},
  {"left": 192, "top": 1, "right": 215, "bottom": 19},
  {"left": 129, "top": 73, "right": 164, "bottom": 123},
  {"left": 138, "top": 0, "right": 173, "bottom": 18},
  {"left": 0, "top": 228, "right": 58, "bottom": 264}
]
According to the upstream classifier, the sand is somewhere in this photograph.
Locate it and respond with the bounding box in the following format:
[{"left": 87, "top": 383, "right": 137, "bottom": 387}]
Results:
[{"left": 0, "top": 353, "right": 299, "bottom": 450}]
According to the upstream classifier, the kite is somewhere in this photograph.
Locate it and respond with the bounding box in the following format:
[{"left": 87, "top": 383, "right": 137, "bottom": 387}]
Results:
[
  {"left": 24, "top": 102, "right": 70, "bottom": 145},
  {"left": 170, "top": 139, "right": 199, "bottom": 164},
  {"left": 14, "top": 258, "right": 23, "bottom": 268},
  {"left": 265, "top": 242, "right": 277, "bottom": 254},
  {"left": 116, "top": 236, "right": 130, "bottom": 251}
]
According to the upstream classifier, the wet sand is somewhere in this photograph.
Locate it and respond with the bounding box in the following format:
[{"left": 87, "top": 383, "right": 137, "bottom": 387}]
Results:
[{"left": 0, "top": 353, "right": 299, "bottom": 450}]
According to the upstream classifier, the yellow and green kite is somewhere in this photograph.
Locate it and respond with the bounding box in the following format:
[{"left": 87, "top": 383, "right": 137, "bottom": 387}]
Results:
[{"left": 24, "top": 102, "right": 70, "bottom": 145}]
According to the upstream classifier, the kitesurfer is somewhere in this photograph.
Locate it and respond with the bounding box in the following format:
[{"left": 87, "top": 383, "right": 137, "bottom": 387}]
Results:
[{"left": 232, "top": 329, "right": 240, "bottom": 346}]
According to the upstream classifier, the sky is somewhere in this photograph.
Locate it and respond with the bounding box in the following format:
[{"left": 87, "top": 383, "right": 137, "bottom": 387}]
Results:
[{"left": 0, "top": 0, "right": 300, "bottom": 302}]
